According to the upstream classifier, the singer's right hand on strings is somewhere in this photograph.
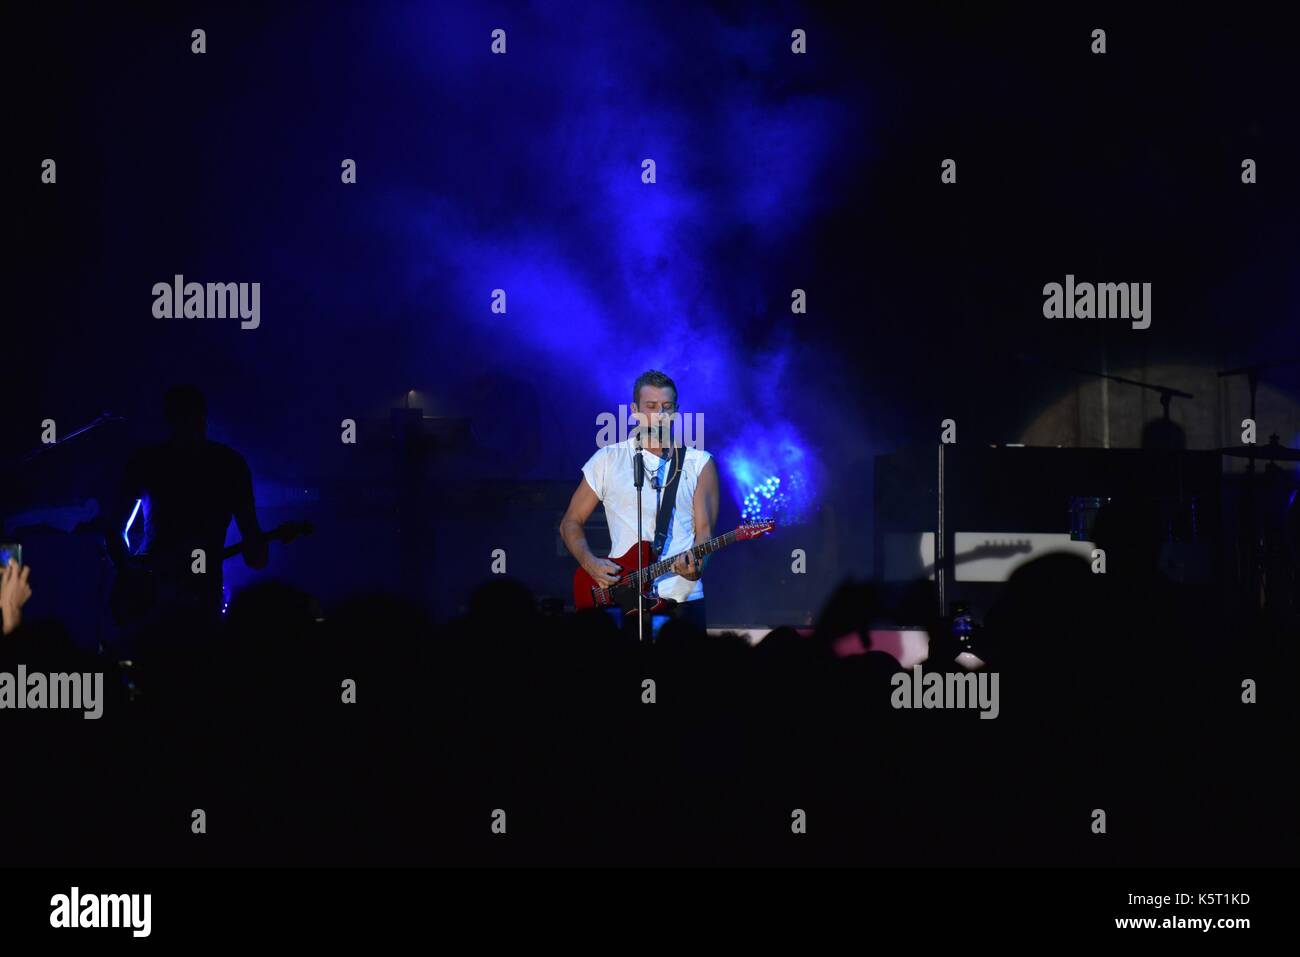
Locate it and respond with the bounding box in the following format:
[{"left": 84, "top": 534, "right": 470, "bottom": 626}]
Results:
[{"left": 584, "top": 557, "right": 622, "bottom": 587}]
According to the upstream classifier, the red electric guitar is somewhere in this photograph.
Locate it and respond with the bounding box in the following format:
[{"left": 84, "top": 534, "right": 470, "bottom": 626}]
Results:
[{"left": 573, "top": 520, "right": 776, "bottom": 615}]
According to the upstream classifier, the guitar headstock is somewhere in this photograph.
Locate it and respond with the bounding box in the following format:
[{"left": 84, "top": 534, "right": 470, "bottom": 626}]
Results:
[{"left": 736, "top": 518, "right": 776, "bottom": 540}]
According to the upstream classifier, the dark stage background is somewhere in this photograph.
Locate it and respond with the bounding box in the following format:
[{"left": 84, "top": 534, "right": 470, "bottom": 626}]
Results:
[
  {"left": 3, "top": 2, "right": 1300, "bottom": 909},
  {"left": 6, "top": 2, "right": 1298, "bottom": 635}
]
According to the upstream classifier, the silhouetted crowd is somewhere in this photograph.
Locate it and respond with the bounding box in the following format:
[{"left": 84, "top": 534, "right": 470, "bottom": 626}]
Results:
[{"left": 2, "top": 537, "right": 1295, "bottom": 867}]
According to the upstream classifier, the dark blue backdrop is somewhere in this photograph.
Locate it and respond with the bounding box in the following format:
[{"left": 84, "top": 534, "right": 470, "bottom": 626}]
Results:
[{"left": 8, "top": 2, "right": 1299, "bottom": 629}]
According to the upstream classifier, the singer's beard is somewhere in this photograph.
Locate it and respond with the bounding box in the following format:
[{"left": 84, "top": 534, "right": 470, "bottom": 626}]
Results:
[{"left": 645, "top": 417, "right": 678, "bottom": 447}]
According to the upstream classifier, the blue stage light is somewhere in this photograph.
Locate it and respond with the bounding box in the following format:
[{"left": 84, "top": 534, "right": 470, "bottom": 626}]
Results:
[{"left": 123, "top": 498, "right": 142, "bottom": 550}]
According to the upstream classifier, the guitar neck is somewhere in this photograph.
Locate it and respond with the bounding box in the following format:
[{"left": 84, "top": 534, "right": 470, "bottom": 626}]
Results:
[
  {"left": 627, "top": 529, "right": 739, "bottom": 586},
  {"left": 219, "top": 522, "right": 301, "bottom": 561}
]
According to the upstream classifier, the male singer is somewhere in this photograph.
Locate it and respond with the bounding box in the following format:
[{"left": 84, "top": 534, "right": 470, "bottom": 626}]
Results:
[{"left": 559, "top": 370, "right": 719, "bottom": 630}]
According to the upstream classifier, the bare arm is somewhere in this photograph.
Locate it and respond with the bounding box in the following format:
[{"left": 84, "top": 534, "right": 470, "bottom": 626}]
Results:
[
  {"left": 560, "top": 478, "right": 620, "bottom": 586},
  {"left": 232, "top": 458, "right": 268, "bottom": 569},
  {"left": 234, "top": 505, "right": 268, "bottom": 569}
]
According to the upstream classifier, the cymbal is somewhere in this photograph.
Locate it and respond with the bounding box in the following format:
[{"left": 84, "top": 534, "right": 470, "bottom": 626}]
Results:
[{"left": 1219, "top": 438, "right": 1300, "bottom": 462}]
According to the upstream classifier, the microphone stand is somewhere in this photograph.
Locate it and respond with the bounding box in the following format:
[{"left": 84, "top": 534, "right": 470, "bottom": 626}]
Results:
[
  {"left": 16, "top": 412, "right": 124, "bottom": 465},
  {"left": 633, "top": 431, "right": 646, "bottom": 643}
]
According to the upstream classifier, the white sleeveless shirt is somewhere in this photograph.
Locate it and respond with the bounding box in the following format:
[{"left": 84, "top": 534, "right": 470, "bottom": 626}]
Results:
[{"left": 581, "top": 439, "right": 712, "bottom": 603}]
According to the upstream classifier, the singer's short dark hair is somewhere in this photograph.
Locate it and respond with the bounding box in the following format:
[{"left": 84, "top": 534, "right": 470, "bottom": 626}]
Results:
[{"left": 633, "top": 370, "right": 677, "bottom": 406}]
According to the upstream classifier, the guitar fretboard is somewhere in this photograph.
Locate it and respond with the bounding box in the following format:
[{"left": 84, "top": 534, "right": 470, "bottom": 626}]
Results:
[{"left": 623, "top": 529, "right": 739, "bottom": 588}]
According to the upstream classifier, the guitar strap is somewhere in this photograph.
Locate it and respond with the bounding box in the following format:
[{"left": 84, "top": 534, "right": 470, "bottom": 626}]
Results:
[{"left": 651, "top": 447, "right": 684, "bottom": 559}]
